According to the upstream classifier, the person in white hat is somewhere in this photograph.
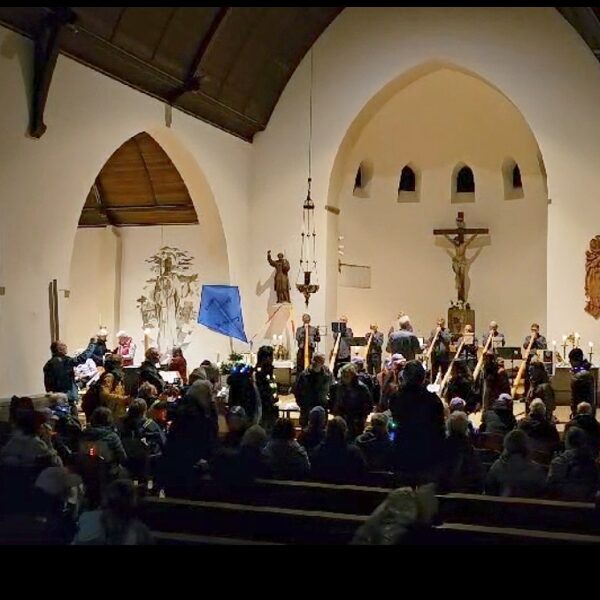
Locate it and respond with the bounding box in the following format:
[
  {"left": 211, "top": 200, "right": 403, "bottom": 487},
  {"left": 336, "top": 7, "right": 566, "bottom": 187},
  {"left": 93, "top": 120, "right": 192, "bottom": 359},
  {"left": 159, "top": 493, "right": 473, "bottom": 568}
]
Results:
[{"left": 113, "top": 331, "right": 136, "bottom": 367}]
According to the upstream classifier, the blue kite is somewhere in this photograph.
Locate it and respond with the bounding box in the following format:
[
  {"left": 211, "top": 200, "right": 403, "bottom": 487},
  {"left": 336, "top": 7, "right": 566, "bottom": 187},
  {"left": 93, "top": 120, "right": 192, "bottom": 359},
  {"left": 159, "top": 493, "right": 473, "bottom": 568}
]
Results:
[{"left": 197, "top": 285, "right": 248, "bottom": 343}]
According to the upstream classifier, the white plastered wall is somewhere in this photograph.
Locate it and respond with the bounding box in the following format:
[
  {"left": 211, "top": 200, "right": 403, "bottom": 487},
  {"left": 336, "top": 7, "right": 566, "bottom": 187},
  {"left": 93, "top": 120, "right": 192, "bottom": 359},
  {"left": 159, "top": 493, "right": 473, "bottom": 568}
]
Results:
[
  {"left": 0, "top": 25, "right": 251, "bottom": 396},
  {"left": 249, "top": 7, "right": 600, "bottom": 354},
  {"left": 336, "top": 68, "right": 548, "bottom": 343}
]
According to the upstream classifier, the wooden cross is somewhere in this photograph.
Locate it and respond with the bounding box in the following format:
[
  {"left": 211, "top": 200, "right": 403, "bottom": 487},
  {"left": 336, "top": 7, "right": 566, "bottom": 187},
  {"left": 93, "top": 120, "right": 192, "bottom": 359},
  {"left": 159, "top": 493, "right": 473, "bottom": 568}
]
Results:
[{"left": 433, "top": 212, "right": 490, "bottom": 302}]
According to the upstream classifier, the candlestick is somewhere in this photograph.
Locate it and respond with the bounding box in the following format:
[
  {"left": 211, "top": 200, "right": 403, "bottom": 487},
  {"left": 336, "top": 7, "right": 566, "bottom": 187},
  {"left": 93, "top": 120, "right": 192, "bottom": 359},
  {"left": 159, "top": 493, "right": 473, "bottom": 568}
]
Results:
[
  {"left": 575, "top": 332, "right": 580, "bottom": 348},
  {"left": 589, "top": 342, "right": 594, "bottom": 364},
  {"left": 143, "top": 328, "right": 151, "bottom": 353}
]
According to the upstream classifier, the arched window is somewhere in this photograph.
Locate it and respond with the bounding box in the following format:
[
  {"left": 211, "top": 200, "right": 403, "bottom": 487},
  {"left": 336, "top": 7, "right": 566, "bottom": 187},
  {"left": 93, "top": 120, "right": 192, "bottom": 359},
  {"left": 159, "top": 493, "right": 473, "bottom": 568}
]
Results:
[
  {"left": 354, "top": 165, "right": 363, "bottom": 191},
  {"left": 456, "top": 166, "right": 475, "bottom": 193},
  {"left": 353, "top": 161, "right": 373, "bottom": 198},
  {"left": 512, "top": 164, "right": 522, "bottom": 189},
  {"left": 399, "top": 166, "right": 416, "bottom": 193}
]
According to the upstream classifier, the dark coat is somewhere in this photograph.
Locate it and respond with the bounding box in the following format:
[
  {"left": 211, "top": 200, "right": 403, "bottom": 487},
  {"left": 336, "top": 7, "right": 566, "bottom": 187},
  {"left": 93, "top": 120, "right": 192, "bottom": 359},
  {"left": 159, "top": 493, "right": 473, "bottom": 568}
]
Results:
[
  {"left": 547, "top": 449, "right": 600, "bottom": 501},
  {"left": 330, "top": 381, "right": 373, "bottom": 438},
  {"left": 485, "top": 454, "right": 546, "bottom": 498},
  {"left": 518, "top": 415, "right": 560, "bottom": 453},
  {"left": 43, "top": 343, "right": 95, "bottom": 394},
  {"left": 437, "top": 434, "right": 485, "bottom": 494},
  {"left": 389, "top": 384, "right": 445, "bottom": 473},
  {"left": 480, "top": 409, "right": 517, "bottom": 436},
  {"left": 355, "top": 429, "right": 393, "bottom": 471},
  {"left": 294, "top": 368, "right": 332, "bottom": 412},
  {"left": 565, "top": 414, "right": 600, "bottom": 457},
  {"left": 139, "top": 361, "right": 166, "bottom": 394},
  {"left": 310, "top": 441, "right": 367, "bottom": 484}
]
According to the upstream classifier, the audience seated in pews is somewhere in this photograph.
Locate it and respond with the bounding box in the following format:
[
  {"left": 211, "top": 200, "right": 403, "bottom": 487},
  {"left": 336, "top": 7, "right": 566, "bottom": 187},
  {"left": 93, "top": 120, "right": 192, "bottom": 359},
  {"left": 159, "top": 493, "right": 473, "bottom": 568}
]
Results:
[
  {"left": 485, "top": 430, "right": 547, "bottom": 498},
  {"left": 517, "top": 398, "right": 560, "bottom": 455},
  {"left": 263, "top": 418, "right": 310, "bottom": 480},
  {"left": 437, "top": 411, "right": 485, "bottom": 494},
  {"left": 448, "top": 397, "right": 476, "bottom": 437},
  {"left": 355, "top": 412, "right": 393, "bottom": 471},
  {"left": 1, "top": 408, "right": 62, "bottom": 470},
  {"left": 79, "top": 407, "right": 127, "bottom": 479},
  {"left": 546, "top": 426, "right": 600, "bottom": 502},
  {"left": 565, "top": 402, "right": 600, "bottom": 458},
  {"left": 119, "top": 399, "right": 166, "bottom": 483},
  {"left": 211, "top": 425, "right": 271, "bottom": 485},
  {"left": 297, "top": 405, "right": 327, "bottom": 453},
  {"left": 480, "top": 393, "right": 517, "bottom": 436},
  {"left": 72, "top": 478, "right": 154, "bottom": 545},
  {"left": 310, "top": 416, "right": 367, "bottom": 484},
  {"left": 222, "top": 406, "right": 250, "bottom": 449}
]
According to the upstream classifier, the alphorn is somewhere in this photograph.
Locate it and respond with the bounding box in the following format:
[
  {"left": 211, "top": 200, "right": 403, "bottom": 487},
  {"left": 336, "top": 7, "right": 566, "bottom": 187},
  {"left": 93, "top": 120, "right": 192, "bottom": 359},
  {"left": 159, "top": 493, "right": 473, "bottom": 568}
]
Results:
[
  {"left": 425, "top": 327, "right": 442, "bottom": 371},
  {"left": 329, "top": 332, "right": 342, "bottom": 373},
  {"left": 365, "top": 330, "right": 374, "bottom": 363},
  {"left": 511, "top": 334, "right": 536, "bottom": 398},
  {"left": 439, "top": 338, "right": 466, "bottom": 398},
  {"left": 472, "top": 332, "right": 494, "bottom": 382},
  {"left": 303, "top": 325, "right": 310, "bottom": 370}
]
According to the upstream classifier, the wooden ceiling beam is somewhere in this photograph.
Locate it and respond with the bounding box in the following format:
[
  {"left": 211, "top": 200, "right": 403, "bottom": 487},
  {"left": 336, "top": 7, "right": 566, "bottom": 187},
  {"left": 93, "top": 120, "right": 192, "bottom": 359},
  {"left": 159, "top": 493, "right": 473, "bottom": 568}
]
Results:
[
  {"left": 82, "top": 204, "right": 195, "bottom": 213},
  {"left": 167, "top": 6, "right": 231, "bottom": 104},
  {"left": 30, "top": 7, "right": 77, "bottom": 138}
]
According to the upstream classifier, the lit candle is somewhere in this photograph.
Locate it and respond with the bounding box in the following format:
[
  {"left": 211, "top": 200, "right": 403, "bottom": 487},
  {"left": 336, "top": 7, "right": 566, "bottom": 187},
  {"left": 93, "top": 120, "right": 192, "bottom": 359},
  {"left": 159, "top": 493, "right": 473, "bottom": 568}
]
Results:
[
  {"left": 589, "top": 342, "right": 594, "bottom": 349},
  {"left": 562, "top": 335, "right": 567, "bottom": 342},
  {"left": 552, "top": 340, "right": 556, "bottom": 349}
]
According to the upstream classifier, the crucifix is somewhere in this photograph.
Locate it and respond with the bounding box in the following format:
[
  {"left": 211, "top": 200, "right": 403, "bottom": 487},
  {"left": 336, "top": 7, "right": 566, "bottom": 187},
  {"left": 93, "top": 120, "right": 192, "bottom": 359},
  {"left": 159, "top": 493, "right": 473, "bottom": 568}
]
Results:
[{"left": 433, "top": 212, "right": 489, "bottom": 303}]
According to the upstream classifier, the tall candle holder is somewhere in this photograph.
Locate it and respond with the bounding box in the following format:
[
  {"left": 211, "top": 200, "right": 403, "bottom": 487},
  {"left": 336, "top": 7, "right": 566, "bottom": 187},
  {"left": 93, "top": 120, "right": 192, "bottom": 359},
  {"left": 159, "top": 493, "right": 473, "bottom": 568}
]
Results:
[
  {"left": 562, "top": 334, "right": 568, "bottom": 361},
  {"left": 589, "top": 342, "right": 594, "bottom": 364}
]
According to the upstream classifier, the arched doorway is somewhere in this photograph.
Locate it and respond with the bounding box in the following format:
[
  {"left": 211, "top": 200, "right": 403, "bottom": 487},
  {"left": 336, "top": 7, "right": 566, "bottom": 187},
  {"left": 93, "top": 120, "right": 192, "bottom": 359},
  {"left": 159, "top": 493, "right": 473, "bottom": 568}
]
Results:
[{"left": 65, "top": 130, "right": 231, "bottom": 367}]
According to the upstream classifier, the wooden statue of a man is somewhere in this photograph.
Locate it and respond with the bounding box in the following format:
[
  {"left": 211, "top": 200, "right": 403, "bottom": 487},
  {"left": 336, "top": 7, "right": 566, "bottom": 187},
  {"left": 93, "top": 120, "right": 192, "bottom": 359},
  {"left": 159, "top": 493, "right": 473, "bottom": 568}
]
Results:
[{"left": 267, "top": 250, "right": 291, "bottom": 304}]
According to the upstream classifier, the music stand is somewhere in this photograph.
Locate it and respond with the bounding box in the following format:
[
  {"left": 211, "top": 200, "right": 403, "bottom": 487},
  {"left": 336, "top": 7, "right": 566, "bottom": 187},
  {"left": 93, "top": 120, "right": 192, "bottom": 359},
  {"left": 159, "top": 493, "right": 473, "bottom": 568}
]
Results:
[{"left": 497, "top": 347, "right": 522, "bottom": 383}]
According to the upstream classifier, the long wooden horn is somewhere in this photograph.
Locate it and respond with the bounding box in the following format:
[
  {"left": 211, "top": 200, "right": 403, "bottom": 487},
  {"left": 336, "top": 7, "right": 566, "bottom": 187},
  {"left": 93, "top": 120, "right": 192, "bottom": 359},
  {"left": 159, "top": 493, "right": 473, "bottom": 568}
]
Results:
[
  {"left": 472, "top": 331, "right": 494, "bottom": 382},
  {"left": 439, "top": 338, "right": 466, "bottom": 398},
  {"left": 511, "top": 334, "right": 536, "bottom": 398},
  {"left": 329, "top": 332, "right": 341, "bottom": 373}
]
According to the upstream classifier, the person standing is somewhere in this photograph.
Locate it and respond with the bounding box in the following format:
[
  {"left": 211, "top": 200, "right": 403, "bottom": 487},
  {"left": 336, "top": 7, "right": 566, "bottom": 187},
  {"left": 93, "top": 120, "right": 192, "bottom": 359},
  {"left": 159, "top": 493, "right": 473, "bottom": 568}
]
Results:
[
  {"left": 90, "top": 329, "right": 109, "bottom": 367},
  {"left": 255, "top": 346, "right": 279, "bottom": 433},
  {"left": 426, "top": 317, "right": 452, "bottom": 379},
  {"left": 139, "top": 348, "right": 166, "bottom": 395},
  {"left": 481, "top": 321, "right": 505, "bottom": 350},
  {"left": 334, "top": 315, "right": 354, "bottom": 376},
  {"left": 365, "top": 323, "right": 384, "bottom": 376},
  {"left": 167, "top": 347, "right": 188, "bottom": 385},
  {"left": 330, "top": 364, "right": 373, "bottom": 440},
  {"left": 113, "top": 331, "right": 136, "bottom": 367},
  {"left": 386, "top": 315, "right": 422, "bottom": 361},
  {"left": 44, "top": 340, "right": 96, "bottom": 411},
  {"left": 569, "top": 348, "right": 595, "bottom": 415},
  {"left": 294, "top": 353, "right": 333, "bottom": 427},
  {"left": 522, "top": 323, "right": 547, "bottom": 396},
  {"left": 295, "top": 313, "right": 321, "bottom": 373}
]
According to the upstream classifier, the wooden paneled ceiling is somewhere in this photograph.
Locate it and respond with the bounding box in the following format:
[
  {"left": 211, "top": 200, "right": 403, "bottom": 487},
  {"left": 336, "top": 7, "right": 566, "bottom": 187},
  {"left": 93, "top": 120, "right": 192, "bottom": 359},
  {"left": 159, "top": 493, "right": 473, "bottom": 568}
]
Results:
[
  {"left": 0, "top": 7, "right": 343, "bottom": 142},
  {"left": 0, "top": 8, "right": 599, "bottom": 142},
  {"left": 79, "top": 132, "right": 198, "bottom": 228}
]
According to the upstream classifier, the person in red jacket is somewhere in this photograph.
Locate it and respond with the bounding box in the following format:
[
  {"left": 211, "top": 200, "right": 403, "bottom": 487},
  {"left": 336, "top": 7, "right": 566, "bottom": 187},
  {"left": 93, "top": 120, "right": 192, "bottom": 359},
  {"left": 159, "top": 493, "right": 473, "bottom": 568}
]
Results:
[{"left": 168, "top": 347, "right": 188, "bottom": 385}]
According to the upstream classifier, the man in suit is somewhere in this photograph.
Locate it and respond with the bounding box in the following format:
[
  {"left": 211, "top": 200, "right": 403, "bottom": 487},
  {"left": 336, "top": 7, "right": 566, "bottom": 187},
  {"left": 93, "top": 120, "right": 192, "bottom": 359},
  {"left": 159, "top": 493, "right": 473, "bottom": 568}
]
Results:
[
  {"left": 387, "top": 315, "right": 422, "bottom": 361},
  {"left": 334, "top": 315, "right": 354, "bottom": 377},
  {"left": 426, "top": 317, "right": 452, "bottom": 379},
  {"left": 295, "top": 313, "right": 321, "bottom": 373}
]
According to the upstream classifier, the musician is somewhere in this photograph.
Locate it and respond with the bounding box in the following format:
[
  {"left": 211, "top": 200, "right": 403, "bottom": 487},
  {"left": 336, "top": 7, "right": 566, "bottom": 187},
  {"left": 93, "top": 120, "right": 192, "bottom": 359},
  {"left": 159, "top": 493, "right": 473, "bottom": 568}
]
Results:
[
  {"left": 365, "top": 323, "right": 384, "bottom": 375},
  {"left": 457, "top": 324, "right": 479, "bottom": 372},
  {"left": 481, "top": 321, "right": 505, "bottom": 350},
  {"left": 523, "top": 323, "right": 547, "bottom": 350},
  {"left": 522, "top": 323, "right": 547, "bottom": 395},
  {"left": 387, "top": 315, "right": 421, "bottom": 361},
  {"left": 295, "top": 313, "right": 321, "bottom": 373},
  {"left": 427, "top": 317, "right": 452, "bottom": 379},
  {"left": 334, "top": 315, "right": 354, "bottom": 376}
]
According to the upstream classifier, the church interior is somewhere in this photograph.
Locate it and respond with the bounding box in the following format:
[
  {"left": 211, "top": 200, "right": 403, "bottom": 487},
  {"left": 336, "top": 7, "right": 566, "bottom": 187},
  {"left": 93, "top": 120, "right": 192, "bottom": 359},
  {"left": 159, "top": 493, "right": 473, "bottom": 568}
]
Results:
[{"left": 1, "top": 7, "right": 600, "bottom": 546}]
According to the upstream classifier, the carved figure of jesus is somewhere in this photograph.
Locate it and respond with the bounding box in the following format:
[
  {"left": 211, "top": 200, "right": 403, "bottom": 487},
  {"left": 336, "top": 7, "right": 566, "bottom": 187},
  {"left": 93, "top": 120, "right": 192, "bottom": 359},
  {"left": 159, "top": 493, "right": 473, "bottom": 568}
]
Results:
[{"left": 444, "top": 233, "right": 480, "bottom": 303}]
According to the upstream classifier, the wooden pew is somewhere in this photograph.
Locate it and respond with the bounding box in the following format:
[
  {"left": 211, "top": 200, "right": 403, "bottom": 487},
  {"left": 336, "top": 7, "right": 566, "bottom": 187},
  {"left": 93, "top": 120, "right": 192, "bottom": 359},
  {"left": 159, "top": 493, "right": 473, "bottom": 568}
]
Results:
[
  {"left": 437, "top": 493, "right": 600, "bottom": 536},
  {"left": 152, "top": 531, "right": 285, "bottom": 546},
  {"left": 140, "top": 497, "right": 366, "bottom": 545},
  {"left": 178, "top": 478, "right": 600, "bottom": 536},
  {"left": 141, "top": 496, "right": 600, "bottom": 545}
]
